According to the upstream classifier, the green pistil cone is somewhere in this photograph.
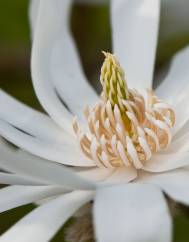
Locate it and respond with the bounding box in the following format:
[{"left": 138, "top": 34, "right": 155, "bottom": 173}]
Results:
[{"left": 100, "top": 52, "right": 131, "bottom": 131}]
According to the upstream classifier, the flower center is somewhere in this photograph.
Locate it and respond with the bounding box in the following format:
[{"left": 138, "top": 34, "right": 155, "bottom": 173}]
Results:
[{"left": 73, "top": 52, "right": 175, "bottom": 169}]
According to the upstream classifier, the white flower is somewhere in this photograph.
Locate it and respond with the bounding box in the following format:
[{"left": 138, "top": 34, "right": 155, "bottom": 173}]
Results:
[{"left": 0, "top": 0, "right": 189, "bottom": 242}]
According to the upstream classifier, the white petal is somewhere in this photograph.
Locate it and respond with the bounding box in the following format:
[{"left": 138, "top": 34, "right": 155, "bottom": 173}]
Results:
[
  {"left": 0, "top": 172, "right": 42, "bottom": 186},
  {"left": 75, "top": 0, "right": 108, "bottom": 4},
  {"left": 143, "top": 152, "right": 189, "bottom": 172},
  {"left": 156, "top": 46, "right": 189, "bottom": 103},
  {"left": 156, "top": 46, "right": 189, "bottom": 134},
  {"left": 0, "top": 90, "right": 74, "bottom": 143},
  {"left": 75, "top": 167, "right": 115, "bottom": 182},
  {"left": 94, "top": 184, "right": 172, "bottom": 242},
  {"left": 1, "top": 191, "right": 93, "bottom": 242},
  {"left": 31, "top": 1, "right": 72, "bottom": 133},
  {"left": 29, "top": 0, "right": 40, "bottom": 38},
  {"left": 31, "top": 0, "right": 98, "bottom": 132},
  {"left": 0, "top": 119, "right": 95, "bottom": 167},
  {"left": 0, "top": 139, "right": 96, "bottom": 190},
  {"left": 50, "top": 0, "right": 99, "bottom": 120},
  {"left": 173, "top": 87, "right": 189, "bottom": 135},
  {"left": 138, "top": 169, "right": 189, "bottom": 206},
  {"left": 163, "top": 132, "right": 189, "bottom": 154},
  {"left": 0, "top": 185, "right": 65, "bottom": 213},
  {"left": 111, "top": 0, "right": 160, "bottom": 89},
  {"left": 102, "top": 167, "right": 137, "bottom": 185},
  {"left": 174, "top": 119, "right": 189, "bottom": 141}
]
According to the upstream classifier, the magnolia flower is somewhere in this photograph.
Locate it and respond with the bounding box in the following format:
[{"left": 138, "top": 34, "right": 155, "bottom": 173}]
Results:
[{"left": 0, "top": 0, "right": 189, "bottom": 242}]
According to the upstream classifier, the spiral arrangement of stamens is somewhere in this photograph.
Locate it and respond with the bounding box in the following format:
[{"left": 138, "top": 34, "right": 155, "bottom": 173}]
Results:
[{"left": 72, "top": 52, "right": 175, "bottom": 169}]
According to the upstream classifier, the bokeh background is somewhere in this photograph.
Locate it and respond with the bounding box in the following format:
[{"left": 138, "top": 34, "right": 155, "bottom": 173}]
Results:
[{"left": 1, "top": 1, "right": 189, "bottom": 241}]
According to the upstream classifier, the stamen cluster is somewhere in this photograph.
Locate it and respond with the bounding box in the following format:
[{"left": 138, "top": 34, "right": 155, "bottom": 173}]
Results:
[{"left": 73, "top": 53, "right": 175, "bottom": 169}]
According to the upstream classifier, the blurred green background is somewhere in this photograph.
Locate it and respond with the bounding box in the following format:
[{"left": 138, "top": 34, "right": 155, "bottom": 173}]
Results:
[{"left": 0, "top": 1, "right": 189, "bottom": 241}]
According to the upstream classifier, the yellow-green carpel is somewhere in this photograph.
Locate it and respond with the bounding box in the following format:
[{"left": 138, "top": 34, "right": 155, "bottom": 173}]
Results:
[{"left": 100, "top": 52, "right": 131, "bottom": 132}]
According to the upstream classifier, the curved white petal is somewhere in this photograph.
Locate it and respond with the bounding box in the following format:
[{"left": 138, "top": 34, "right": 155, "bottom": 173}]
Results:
[
  {"left": 0, "top": 119, "right": 95, "bottom": 167},
  {"left": 111, "top": 0, "right": 160, "bottom": 89},
  {"left": 50, "top": 0, "right": 99, "bottom": 120},
  {"left": 94, "top": 184, "right": 172, "bottom": 242},
  {"left": 31, "top": 0, "right": 98, "bottom": 132},
  {"left": 0, "top": 172, "right": 43, "bottom": 186},
  {"left": 163, "top": 132, "right": 189, "bottom": 154},
  {"left": 29, "top": 0, "right": 40, "bottom": 38},
  {"left": 31, "top": 0, "right": 73, "bottom": 133},
  {"left": 173, "top": 120, "right": 189, "bottom": 141},
  {"left": 0, "top": 191, "right": 93, "bottom": 242},
  {"left": 173, "top": 86, "right": 189, "bottom": 135},
  {"left": 156, "top": 46, "right": 189, "bottom": 135},
  {"left": 143, "top": 152, "right": 189, "bottom": 172},
  {"left": 0, "top": 185, "right": 65, "bottom": 213},
  {"left": 0, "top": 139, "right": 96, "bottom": 190},
  {"left": 0, "top": 90, "right": 74, "bottom": 143},
  {"left": 156, "top": 46, "right": 189, "bottom": 103},
  {"left": 138, "top": 169, "right": 189, "bottom": 206}
]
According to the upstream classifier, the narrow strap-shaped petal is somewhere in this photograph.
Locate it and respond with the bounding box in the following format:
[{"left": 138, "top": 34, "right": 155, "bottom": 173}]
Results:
[
  {"left": 49, "top": 0, "right": 99, "bottom": 120},
  {"left": 29, "top": 0, "right": 40, "bottom": 37},
  {"left": 0, "top": 190, "right": 93, "bottom": 242},
  {"left": 0, "top": 185, "right": 66, "bottom": 213},
  {"left": 31, "top": 0, "right": 73, "bottom": 133},
  {"left": 138, "top": 169, "right": 189, "bottom": 206},
  {"left": 29, "top": 0, "right": 109, "bottom": 36},
  {"left": 0, "top": 139, "right": 96, "bottom": 190},
  {"left": 0, "top": 90, "right": 74, "bottom": 143},
  {"left": 94, "top": 184, "right": 172, "bottom": 242},
  {"left": 31, "top": 0, "right": 98, "bottom": 132},
  {"left": 111, "top": 0, "right": 160, "bottom": 89},
  {"left": 0, "top": 119, "right": 95, "bottom": 167},
  {"left": 0, "top": 172, "right": 43, "bottom": 186}
]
